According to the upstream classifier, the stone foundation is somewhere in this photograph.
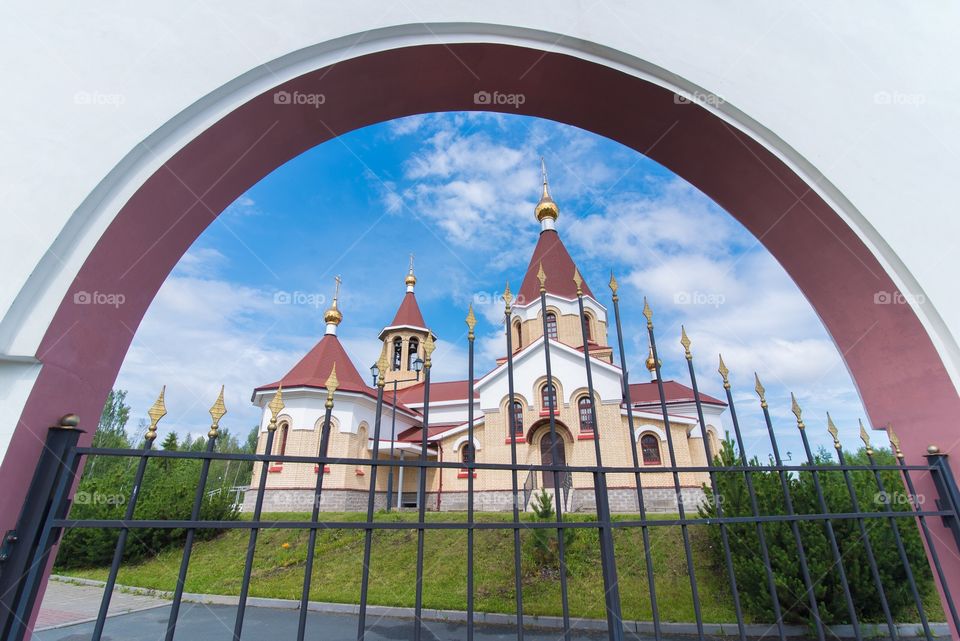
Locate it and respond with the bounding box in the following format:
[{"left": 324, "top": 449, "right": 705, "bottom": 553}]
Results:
[
  {"left": 243, "top": 486, "right": 706, "bottom": 514},
  {"left": 241, "top": 488, "right": 388, "bottom": 513}
]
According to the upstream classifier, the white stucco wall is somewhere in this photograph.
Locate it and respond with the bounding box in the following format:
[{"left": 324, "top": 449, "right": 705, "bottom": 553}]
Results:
[{"left": 1, "top": 3, "right": 958, "bottom": 460}]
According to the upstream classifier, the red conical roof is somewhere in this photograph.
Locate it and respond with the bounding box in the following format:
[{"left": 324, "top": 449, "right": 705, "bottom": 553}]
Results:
[
  {"left": 389, "top": 291, "right": 427, "bottom": 328},
  {"left": 517, "top": 230, "right": 594, "bottom": 303},
  {"left": 255, "top": 334, "right": 369, "bottom": 394}
]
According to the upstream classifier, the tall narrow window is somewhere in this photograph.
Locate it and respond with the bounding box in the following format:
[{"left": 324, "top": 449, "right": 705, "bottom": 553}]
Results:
[
  {"left": 276, "top": 423, "right": 289, "bottom": 457},
  {"left": 584, "top": 315, "right": 593, "bottom": 341},
  {"left": 578, "top": 397, "right": 594, "bottom": 433},
  {"left": 641, "top": 434, "right": 661, "bottom": 465},
  {"left": 546, "top": 312, "right": 558, "bottom": 341},
  {"left": 541, "top": 383, "right": 557, "bottom": 415},
  {"left": 392, "top": 337, "right": 403, "bottom": 371},
  {"left": 461, "top": 443, "right": 475, "bottom": 465},
  {"left": 514, "top": 320, "right": 522, "bottom": 349},
  {"left": 407, "top": 337, "right": 419, "bottom": 370},
  {"left": 512, "top": 401, "right": 524, "bottom": 436}
]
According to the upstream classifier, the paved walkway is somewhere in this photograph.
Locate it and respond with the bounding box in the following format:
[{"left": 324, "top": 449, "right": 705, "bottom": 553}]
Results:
[
  {"left": 36, "top": 579, "right": 168, "bottom": 631},
  {"left": 34, "top": 603, "right": 621, "bottom": 641}
]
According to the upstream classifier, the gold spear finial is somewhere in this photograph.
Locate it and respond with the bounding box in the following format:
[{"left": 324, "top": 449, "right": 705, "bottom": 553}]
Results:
[
  {"left": 608, "top": 271, "right": 619, "bottom": 301},
  {"left": 423, "top": 334, "right": 436, "bottom": 369},
  {"left": 208, "top": 385, "right": 226, "bottom": 439},
  {"left": 718, "top": 354, "right": 730, "bottom": 389},
  {"left": 859, "top": 419, "right": 873, "bottom": 455},
  {"left": 465, "top": 304, "right": 477, "bottom": 340},
  {"left": 886, "top": 424, "right": 903, "bottom": 459},
  {"left": 503, "top": 281, "right": 513, "bottom": 313},
  {"left": 267, "top": 386, "right": 284, "bottom": 431},
  {"left": 826, "top": 412, "right": 840, "bottom": 449},
  {"left": 376, "top": 345, "right": 390, "bottom": 387},
  {"left": 325, "top": 364, "right": 339, "bottom": 408},
  {"left": 791, "top": 393, "right": 804, "bottom": 429},
  {"left": 754, "top": 373, "right": 767, "bottom": 408},
  {"left": 145, "top": 386, "right": 167, "bottom": 442},
  {"left": 573, "top": 267, "right": 583, "bottom": 296},
  {"left": 680, "top": 326, "right": 692, "bottom": 360},
  {"left": 642, "top": 297, "right": 653, "bottom": 329},
  {"left": 537, "top": 262, "right": 547, "bottom": 293}
]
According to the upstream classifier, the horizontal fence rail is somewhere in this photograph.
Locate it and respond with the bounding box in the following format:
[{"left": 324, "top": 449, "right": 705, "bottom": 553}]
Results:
[{"left": 2, "top": 272, "right": 960, "bottom": 641}]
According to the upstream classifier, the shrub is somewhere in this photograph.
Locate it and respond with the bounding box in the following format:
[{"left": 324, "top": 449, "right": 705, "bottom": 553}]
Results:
[
  {"left": 525, "top": 489, "right": 576, "bottom": 574},
  {"left": 699, "top": 437, "right": 933, "bottom": 625},
  {"left": 56, "top": 454, "right": 239, "bottom": 569}
]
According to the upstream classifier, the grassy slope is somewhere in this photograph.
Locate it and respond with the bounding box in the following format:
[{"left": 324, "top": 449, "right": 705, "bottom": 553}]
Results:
[{"left": 68, "top": 511, "right": 737, "bottom": 623}]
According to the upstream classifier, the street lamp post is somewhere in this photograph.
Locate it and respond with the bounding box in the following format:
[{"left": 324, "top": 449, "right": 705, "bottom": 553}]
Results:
[{"left": 370, "top": 356, "right": 424, "bottom": 511}]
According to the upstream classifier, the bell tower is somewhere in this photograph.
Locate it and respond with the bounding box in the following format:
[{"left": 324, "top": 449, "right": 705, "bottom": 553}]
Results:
[{"left": 378, "top": 255, "right": 432, "bottom": 389}]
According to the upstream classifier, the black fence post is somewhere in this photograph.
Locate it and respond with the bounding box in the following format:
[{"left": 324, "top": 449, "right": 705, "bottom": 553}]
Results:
[
  {"left": 925, "top": 445, "right": 960, "bottom": 555},
  {"left": 0, "top": 415, "right": 83, "bottom": 641}
]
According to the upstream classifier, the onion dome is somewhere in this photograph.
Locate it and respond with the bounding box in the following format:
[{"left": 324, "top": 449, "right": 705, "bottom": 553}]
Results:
[
  {"left": 535, "top": 158, "right": 559, "bottom": 226},
  {"left": 324, "top": 276, "right": 343, "bottom": 334}
]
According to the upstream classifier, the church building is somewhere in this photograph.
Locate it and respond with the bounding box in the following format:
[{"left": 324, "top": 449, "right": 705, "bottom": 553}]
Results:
[{"left": 244, "top": 170, "right": 724, "bottom": 513}]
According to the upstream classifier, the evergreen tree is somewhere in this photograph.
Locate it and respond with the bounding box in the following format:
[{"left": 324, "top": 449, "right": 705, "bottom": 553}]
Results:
[{"left": 161, "top": 431, "right": 179, "bottom": 451}]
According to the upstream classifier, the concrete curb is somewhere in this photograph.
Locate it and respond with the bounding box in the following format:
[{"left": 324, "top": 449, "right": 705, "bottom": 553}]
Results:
[{"left": 49, "top": 575, "right": 947, "bottom": 638}]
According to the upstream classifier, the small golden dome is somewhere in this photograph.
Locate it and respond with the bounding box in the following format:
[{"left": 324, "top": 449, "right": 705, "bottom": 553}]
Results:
[
  {"left": 324, "top": 301, "right": 342, "bottom": 325},
  {"left": 324, "top": 276, "right": 343, "bottom": 326},
  {"left": 645, "top": 346, "right": 659, "bottom": 372},
  {"left": 405, "top": 272, "right": 417, "bottom": 287},
  {"left": 535, "top": 158, "right": 559, "bottom": 223}
]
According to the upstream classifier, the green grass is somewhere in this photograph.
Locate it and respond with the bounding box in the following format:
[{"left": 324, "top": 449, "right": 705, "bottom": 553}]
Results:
[{"left": 66, "top": 511, "right": 738, "bottom": 623}]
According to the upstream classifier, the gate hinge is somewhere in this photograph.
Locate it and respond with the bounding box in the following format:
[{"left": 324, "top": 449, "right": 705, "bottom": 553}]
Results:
[{"left": 0, "top": 530, "right": 18, "bottom": 563}]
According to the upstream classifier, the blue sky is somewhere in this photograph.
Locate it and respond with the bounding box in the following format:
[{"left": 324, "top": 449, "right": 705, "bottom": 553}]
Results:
[{"left": 115, "top": 112, "right": 869, "bottom": 461}]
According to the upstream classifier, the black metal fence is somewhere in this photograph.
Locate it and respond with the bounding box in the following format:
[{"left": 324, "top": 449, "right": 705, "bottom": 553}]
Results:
[{"left": 2, "top": 268, "right": 960, "bottom": 641}]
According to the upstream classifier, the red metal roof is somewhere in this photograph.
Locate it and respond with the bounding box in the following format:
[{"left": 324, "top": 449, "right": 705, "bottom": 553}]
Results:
[
  {"left": 627, "top": 380, "right": 726, "bottom": 407},
  {"left": 517, "top": 230, "right": 594, "bottom": 303},
  {"left": 395, "top": 380, "right": 478, "bottom": 405},
  {"left": 388, "top": 291, "right": 427, "bottom": 329},
  {"left": 255, "top": 334, "right": 419, "bottom": 414},
  {"left": 396, "top": 423, "right": 462, "bottom": 443}
]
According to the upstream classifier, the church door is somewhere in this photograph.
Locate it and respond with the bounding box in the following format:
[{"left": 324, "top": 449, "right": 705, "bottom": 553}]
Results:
[{"left": 539, "top": 432, "right": 566, "bottom": 489}]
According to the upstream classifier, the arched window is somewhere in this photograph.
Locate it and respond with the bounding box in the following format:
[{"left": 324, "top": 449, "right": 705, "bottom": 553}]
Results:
[
  {"left": 583, "top": 314, "right": 593, "bottom": 341},
  {"left": 275, "top": 423, "right": 289, "bottom": 457},
  {"left": 545, "top": 312, "right": 558, "bottom": 341},
  {"left": 641, "top": 434, "right": 661, "bottom": 465},
  {"left": 407, "top": 337, "right": 419, "bottom": 370},
  {"left": 511, "top": 401, "right": 524, "bottom": 436},
  {"left": 392, "top": 337, "right": 403, "bottom": 371},
  {"left": 540, "top": 383, "right": 557, "bottom": 415},
  {"left": 461, "top": 442, "right": 475, "bottom": 465},
  {"left": 513, "top": 319, "right": 522, "bottom": 349},
  {"left": 578, "top": 397, "right": 594, "bottom": 433}
]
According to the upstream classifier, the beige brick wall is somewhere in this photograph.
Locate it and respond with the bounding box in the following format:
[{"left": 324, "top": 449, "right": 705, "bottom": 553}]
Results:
[{"left": 381, "top": 328, "right": 429, "bottom": 389}]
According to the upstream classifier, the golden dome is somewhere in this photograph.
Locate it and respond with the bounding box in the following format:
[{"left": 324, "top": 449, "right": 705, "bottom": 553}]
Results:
[
  {"left": 404, "top": 253, "right": 417, "bottom": 289},
  {"left": 645, "top": 346, "right": 660, "bottom": 372},
  {"left": 324, "top": 276, "right": 343, "bottom": 326},
  {"left": 535, "top": 158, "right": 559, "bottom": 222},
  {"left": 323, "top": 303, "right": 342, "bottom": 325}
]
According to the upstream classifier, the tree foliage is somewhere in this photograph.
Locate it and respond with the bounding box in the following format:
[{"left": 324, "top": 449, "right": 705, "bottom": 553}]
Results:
[
  {"left": 699, "top": 437, "right": 933, "bottom": 625},
  {"left": 524, "top": 489, "right": 576, "bottom": 574},
  {"left": 56, "top": 389, "right": 240, "bottom": 569}
]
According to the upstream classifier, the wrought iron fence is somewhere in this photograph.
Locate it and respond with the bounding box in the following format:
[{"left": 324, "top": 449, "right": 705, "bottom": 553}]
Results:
[{"left": 1, "top": 266, "right": 959, "bottom": 641}]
